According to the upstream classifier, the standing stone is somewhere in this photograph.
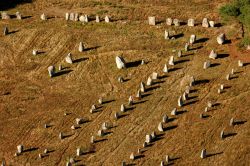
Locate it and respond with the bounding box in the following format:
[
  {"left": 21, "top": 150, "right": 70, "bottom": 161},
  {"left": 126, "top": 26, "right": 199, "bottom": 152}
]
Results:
[
  {"left": 148, "top": 16, "right": 156, "bottom": 25},
  {"left": 164, "top": 30, "right": 170, "bottom": 40},
  {"left": 207, "top": 101, "right": 213, "bottom": 108},
  {"left": 203, "top": 61, "right": 211, "bottom": 69},
  {"left": 230, "top": 118, "right": 234, "bottom": 126},
  {"left": 177, "top": 50, "right": 182, "bottom": 57},
  {"left": 121, "top": 161, "right": 126, "bottom": 166},
  {"left": 128, "top": 96, "right": 133, "bottom": 106},
  {"left": 98, "top": 97, "right": 103, "bottom": 104},
  {"left": 220, "top": 130, "right": 225, "bottom": 139},
  {"left": 200, "top": 149, "right": 206, "bottom": 159},
  {"left": 69, "top": 13, "right": 74, "bottom": 21},
  {"left": 65, "top": 53, "right": 73, "bottom": 64},
  {"left": 145, "top": 134, "right": 152, "bottom": 143},
  {"left": 189, "top": 34, "right": 196, "bottom": 45},
  {"left": 141, "top": 59, "right": 145, "bottom": 65},
  {"left": 65, "top": 13, "right": 69, "bottom": 20},
  {"left": 188, "top": 18, "right": 195, "bottom": 27},
  {"left": 1, "top": 12, "right": 10, "bottom": 20},
  {"left": 76, "top": 118, "right": 84, "bottom": 125},
  {"left": 146, "top": 76, "right": 153, "bottom": 86},
  {"left": 3, "top": 27, "right": 8, "bottom": 36},
  {"left": 209, "top": 50, "right": 217, "bottom": 59},
  {"left": 17, "top": 145, "right": 24, "bottom": 154},
  {"left": 160, "top": 161, "right": 164, "bottom": 166},
  {"left": 217, "top": 33, "right": 225, "bottom": 45},
  {"left": 121, "top": 104, "right": 126, "bottom": 112},
  {"left": 238, "top": 60, "right": 244, "bottom": 67},
  {"left": 168, "top": 56, "right": 174, "bottom": 66},
  {"left": 152, "top": 72, "right": 158, "bottom": 80},
  {"left": 84, "top": 14, "right": 88, "bottom": 22},
  {"left": 140, "top": 82, "right": 145, "bottom": 92},
  {"left": 178, "top": 96, "right": 183, "bottom": 107},
  {"left": 105, "top": 16, "right": 110, "bottom": 23},
  {"left": 151, "top": 131, "right": 156, "bottom": 139},
  {"left": 130, "top": 153, "right": 135, "bottom": 160},
  {"left": 185, "top": 43, "right": 190, "bottom": 52},
  {"left": 231, "top": 69, "right": 235, "bottom": 75},
  {"left": 163, "top": 64, "right": 168, "bottom": 73},
  {"left": 202, "top": 18, "right": 209, "bottom": 28},
  {"left": 59, "top": 132, "right": 64, "bottom": 139},
  {"left": 209, "top": 21, "right": 215, "bottom": 27},
  {"left": 136, "top": 90, "right": 142, "bottom": 99},
  {"left": 190, "top": 76, "right": 195, "bottom": 86},
  {"left": 114, "top": 112, "right": 120, "bottom": 119},
  {"left": 76, "top": 148, "right": 81, "bottom": 156},
  {"left": 182, "top": 92, "right": 188, "bottom": 101},
  {"left": 48, "top": 66, "right": 55, "bottom": 77},
  {"left": 158, "top": 122, "right": 164, "bottom": 132},
  {"left": 171, "top": 108, "right": 177, "bottom": 116},
  {"left": 96, "top": 15, "right": 100, "bottom": 22},
  {"left": 118, "top": 76, "right": 124, "bottom": 83},
  {"left": 115, "top": 56, "right": 126, "bottom": 69},
  {"left": 204, "top": 107, "right": 208, "bottom": 112},
  {"left": 162, "top": 115, "right": 168, "bottom": 123},
  {"left": 97, "top": 129, "right": 104, "bottom": 137},
  {"left": 220, "top": 84, "right": 224, "bottom": 90},
  {"left": 1, "top": 159, "right": 6, "bottom": 166},
  {"left": 79, "top": 42, "right": 84, "bottom": 52},
  {"left": 74, "top": 13, "right": 79, "bottom": 21},
  {"left": 166, "top": 18, "right": 172, "bottom": 25},
  {"left": 218, "top": 88, "right": 222, "bottom": 94},
  {"left": 90, "top": 136, "right": 95, "bottom": 143},
  {"left": 173, "top": 19, "right": 180, "bottom": 26},
  {"left": 16, "top": 12, "right": 22, "bottom": 20},
  {"left": 40, "top": 13, "right": 47, "bottom": 20},
  {"left": 226, "top": 74, "right": 231, "bottom": 80},
  {"left": 79, "top": 15, "right": 85, "bottom": 22},
  {"left": 185, "top": 86, "right": 191, "bottom": 94},
  {"left": 32, "top": 50, "right": 38, "bottom": 56}
]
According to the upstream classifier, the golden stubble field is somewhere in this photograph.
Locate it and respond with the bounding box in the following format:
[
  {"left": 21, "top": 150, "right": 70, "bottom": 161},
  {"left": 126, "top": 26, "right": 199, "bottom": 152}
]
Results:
[{"left": 0, "top": 0, "right": 249, "bottom": 165}]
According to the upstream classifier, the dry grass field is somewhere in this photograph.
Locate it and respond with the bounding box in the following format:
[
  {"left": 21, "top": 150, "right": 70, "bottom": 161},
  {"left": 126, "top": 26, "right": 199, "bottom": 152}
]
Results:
[{"left": 0, "top": 0, "right": 249, "bottom": 165}]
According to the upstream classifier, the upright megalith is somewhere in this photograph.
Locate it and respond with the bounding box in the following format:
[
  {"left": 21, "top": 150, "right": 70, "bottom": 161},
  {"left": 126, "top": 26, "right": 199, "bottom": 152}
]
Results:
[
  {"left": 164, "top": 30, "right": 170, "bottom": 40},
  {"left": 32, "top": 50, "right": 38, "bottom": 56},
  {"left": 189, "top": 34, "right": 196, "bottom": 45},
  {"left": 209, "top": 50, "right": 217, "bottom": 59},
  {"left": 121, "top": 104, "right": 126, "bottom": 112},
  {"left": 185, "top": 43, "right": 190, "bottom": 52},
  {"left": 96, "top": 15, "right": 100, "bottom": 22},
  {"left": 69, "top": 13, "right": 74, "bottom": 21},
  {"left": 65, "top": 13, "right": 69, "bottom": 20},
  {"left": 16, "top": 12, "right": 22, "bottom": 20},
  {"left": 217, "top": 33, "right": 225, "bottom": 45},
  {"left": 3, "top": 27, "right": 8, "bottom": 36},
  {"left": 40, "top": 13, "right": 47, "bottom": 20},
  {"left": 105, "top": 16, "right": 110, "bottom": 23},
  {"left": 48, "top": 66, "right": 56, "bottom": 77},
  {"left": 1, "top": 12, "right": 10, "bottom": 20},
  {"left": 140, "top": 82, "right": 146, "bottom": 92},
  {"left": 17, "top": 145, "right": 24, "bottom": 154},
  {"left": 158, "top": 122, "right": 164, "bottom": 132},
  {"left": 238, "top": 60, "right": 244, "bottom": 67},
  {"left": 200, "top": 149, "right": 206, "bottom": 159},
  {"left": 145, "top": 134, "right": 152, "bottom": 143},
  {"left": 79, "top": 42, "right": 84, "bottom": 52},
  {"left": 163, "top": 64, "right": 168, "bottom": 73},
  {"left": 203, "top": 61, "right": 211, "bottom": 69},
  {"left": 65, "top": 53, "right": 73, "bottom": 64},
  {"left": 188, "top": 18, "right": 195, "bottom": 27},
  {"left": 166, "top": 18, "right": 172, "bottom": 25},
  {"left": 152, "top": 72, "right": 158, "bottom": 80},
  {"left": 168, "top": 56, "right": 174, "bottom": 66},
  {"left": 202, "top": 18, "right": 209, "bottom": 28},
  {"left": 116, "top": 56, "right": 126, "bottom": 69},
  {"left": 162, "top": 115, "right": 168, "bottom": 123},
  {"left": 146, "top": 76, "right": 153, "bottom": 86},
  {"left": 173, "top": 19, "right": 180, "bottom": 26},
  {"left": 178, "top": 96, "right": 183, "bottom": 107},
  {"left": 209, "top": 21, "right": 215, "bottom": 27},
  {"left": 177, "top": 50, "right": 182, "bottom": 58},
  {"left": 171, "top": 108, "right": 177, "bottom": 116},
  {"left": 128, "top": 96, "right": 134, "bottom": 106},
  {"left": 148, "top": 16, "right": 156, "bottom": 25}
]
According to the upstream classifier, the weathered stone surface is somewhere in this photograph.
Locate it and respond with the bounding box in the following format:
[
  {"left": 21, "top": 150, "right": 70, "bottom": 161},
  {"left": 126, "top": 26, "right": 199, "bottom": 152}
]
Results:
[
  {"left": 166, "top": 18, "right": 172, "bottom": 25},
  {"left": 203, "top": 61, "right": 211, "bottom": 69},
  {"left": 168, "top": 56, "right": 174, "bottom": 66},
  {"left": 79, "top": 15, "right": 85, "bottom": 22},
  {"left": 209, "top": 50, "right": 217, "bottom": 59},
  {"left": 163, "top": 64, "right": 168, "bottom": 73},
  {"left": 48, "top": 66, "right": 55, "bottom": 77},
  {"left": 105, "top": 16, "right": 110, "bottom": 23},
  {"left": 40, "top": 13, "right": 47, "bottom": 20},
  {"left": 189, "top": 34, "right": 196, "bottom": 44},
  {"left": 217, "top": 33, "right": 225, "bottom": 45},
  {"left": 140, "top": 82, "right": 145, "bottom": 92},
  {"left": 188, "top": 18, "right": 195, "bottom": 27},
  {"left": 146, "top": 76, "right": 153, "bottom": 86},
  {"left": 202, "top": 18, "right": 209, "bottom": 28},
  {"left": 96, "top": 15, "right": 100, "bottom": 22},
  {"left": 209, "top": 21, "right": 215, "bottom": 27},
  {"left": 16, "top": 12, "right": 22, "bottom": 20},
  {"left": 115, "top": 56, "right": 126, "bottom": 69},
  {"left": 148, "top": 16, "right": 156, "bottom": 25},
  {"left": 173, "top": 19, "right": 180, "bottom": 26},
  {"left": 177, "top": 50, "right": 182, "bottom": 57},
  {"left": 69, "top": 13, "right": 74, "bottom": 21}
]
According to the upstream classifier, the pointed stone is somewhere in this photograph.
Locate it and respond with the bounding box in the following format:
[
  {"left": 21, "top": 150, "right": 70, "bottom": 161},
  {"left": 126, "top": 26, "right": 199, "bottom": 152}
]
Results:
[
  {"left": 16, "top": 12, "right": 22, "bottom": 20},
  {"left": 166, "top": 18, "right": 172, "bottom": 25},
  {"left": 209, "top": 50, "right": 217, "bottom": 59},
  {"left": 114, "top": 112, "right": 120, "bottom": 119},
  {"left": 102, "top": 122, "right": 110, "bottom": 130},
  {"left": 146, "top": 76, "right": 153, "bottom": 86},
  {"left": 168, "top": 56, "right": 174, "bottom": 66},
  {"left": 220, "top": 130, "right": 225, "bottom": 139},
  {"left": 65, "top": 53, "right": 73, "bottom": 64},
  {"left": 3, "top": 27, "right": 8, "bottom": 36},
  {"left": 190, "top": 76, "right": 195, "bottom": 86},
  {"left": 218, "top": 88, "right": 222, "bottom": 94},
  {"left": 204, "top": 107, "right": 208, "bottom": 112},
  {"left": 128, "top": 96, "right": 134, "bottom": 106},
  {"left": 38, "top": 153, "right": 43, "bottom": 159},
  {"left": 188, "top": 18, "right": 195, "bottom": 27},
  {"left": 79, "top": 42, "right": 84, "bottom": 52},
  {"left": 44, "top": 149, "right": 48, "bottom": 154},
  {"left": 48, "top": 66, "right": 56, "bottom": 78},
  {"left": 185, "top": 86, "right": 191, "bottom": 94},
  {"left": 178, "top": 96, "right": 183, "bottom": 107},
  {"left": 74, "top": 13, "right": 79, "bottom": 21},
  {"left": 163, "top": 64, "right": 168, "bottom": 73},
  {"left": 162, "top": 115, "right": 168, "bottom": 123},
  {"left": 231, "top": 69, "right": 235, "bottom": 75},
  {"left": 202, "top": 18, "right": 209, "bottom": 28},
  {"left": 130, "top": 153, "right": 135, "bottom": 160},
  {"left": 136, "top": 90, "right": 142, "bottom": 99},
  {"left": 148, "top": 16, "right": 156, "bottom": 25},
  {"left": 171, "top": 108, "right": 177, "bottom": 116},
  {"left": 116, "top": 56, "right": 126, "bottom": 69},
  {"left": 158, "top": 122, "right": 164, "bottom": 132},
  {"left": 217, "top": 33, "right": 225, "bottom": 45},
  {"left": 105, "top": 16, "right": 110, "bottom": 23},
  {"left": 140, "top": 82, "right": 146, "bottom": 92},
  {"left": 200, "top": 149, "right": 206, "bottom": 159},
  {"left": 141, "top": 59, "right": 145, "bottom": 65}
]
